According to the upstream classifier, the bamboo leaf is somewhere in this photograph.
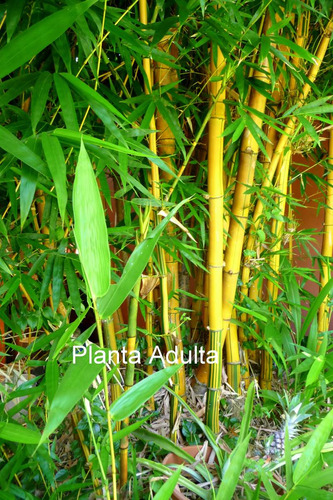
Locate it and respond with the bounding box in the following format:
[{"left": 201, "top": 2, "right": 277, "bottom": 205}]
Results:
[
  {"left": 64, "top": 259, "right": 82, "bottom": 316},
  {"left": 110, "top": 365, "right": 182, "bottom": 421},
  {"left": 45, "top": 359, "right": 59, "bottom": 405},
  {"left": 0, "top": 126, "right": 47, "bottom": 177},
  {"left": 238, "top": 381, "right": 254, "bottom": 443},
  {"left": 136, "top": 458, "right": 209, "bottom": 499},
  {"left": 53, "top": 74, "right": 79, "bottom": 131},
  {"left": 0, "top": 422, "right": 40, "bottom": 444},
  {"left": 113, "top": 416, "right": 151, "bottom": 443},
  {"left": 31, "top": 72, "right": 52, "bottom": 133},
  {"left": 153, "top": 467, "right": 182, "bottom": 500},
  {"left": 133, "top": 428, "right": 195, "bottom": 463},
  {"left": 156, "top": 99, "right": 186, "bottom": 158},
  {"left": 0, "top": 74, "right": 39, "bottom": 108},
  {"left": 293, "top": 409, "right": 333, "bottom": 484},
  {"left": 42, "top": 134, "right": 68, "bottom": 223},
  {"left": 284, "top": 264, "right": 302, "bottom": 342},
  {"left": 20, "top": 164, "right": 38, "bottom": 228},
  {"left": 40, "top": 254, "right": 55, "bottom": 302},
  {"left": 52, "top": 308, "right": 89, "bottom": 359},
  {"left": 269, "top": 35, "right": 316, "bottom": 63},
  {"left": 0, "top": 0, "right": 98, "bottom": 80},
  {"left": 53, "top": 33, "right": 72, "bottom": 74},
  {"left": 60, "top": 73, "right": 128, "bottom": 123},
  {"left": 300, "top": 278, "right": 333, "bottom": 341},
  {"left": 217, "top": 434, "right": 251, "bottom": 500},
  {"left": 6, "top": 0, "right": 26, "bottom": 42},
  {"left": 300, "top": 467, "right": 333, "bottom": 488},
  {"left": 52, "top": 255, "right": 64, "bottom": 311},
  {"left": 53, "top": 128, "right": 158, "bottom": 158},
  {"left": 286, "top": 486, "right": 333, "bottom": 500},
  {"left": 73, "top": 140, "right": 110, "bottom": 299},
  {"left": 306, "top": 354, "right": 325, "bottom": 387},
  {"left": 39, "top": 343, "right": 105, "bottom": 445}
]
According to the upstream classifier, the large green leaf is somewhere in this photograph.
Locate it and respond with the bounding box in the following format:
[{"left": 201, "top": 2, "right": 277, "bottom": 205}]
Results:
[
  {"left": 0, "top": 0, "right": 98, "bottom": 80},
  {"left": 110, "top": 365, "right": 182, "bottom": 421},
  {"left": 0, "top": 422, "right": 40, "bottom": 445},
  {"left": 39, "top": 343, "right": 105, "bottom": 445},
  {"left": 134, "top": 428, "right": 195, "bottom": 463},
  {"left": 293, "top": 409, "right": 333, "bottom": 484},
  {"left": 216, "top": 434, "right": 251, "bottom": 500},
  {"left": 73, "top": 140, "right": 110, "bottom": 299},
  {"left": 300, "top": 278, "right": 333, "bottom": 341},
  {"left": 238, "top": 381, "right": 254, "bottom": 443},
  {"left": 97, "top": 199, "right": 188, "bottom": 318},
  {"left": 153, "top": 468, "right": 182, "bottom": 500}
]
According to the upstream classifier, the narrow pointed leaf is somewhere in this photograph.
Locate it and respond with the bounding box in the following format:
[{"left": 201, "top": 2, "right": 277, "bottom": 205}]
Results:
[
  {"left": 39, "top": 343, "right": 104, "bottom": 445},
  {"left": 60, "top": 73, "right": 128, "bottom": 123},
  {"left": 42, "top": 134, "right": 68, "bottom": 223},
  {"left": 216, "top": 434, "right": 251, "bottom": 500},
  {"left": 239, "top": 381, "right": 254, "bottom": 443},
  {"left": 6, "top": 0, "right": 26, "bottom": 42},
  {"left": 73, "top": 141, "right": 110, "bottom": 299},
  {"left": 31, "top": 72, "right": 52, "bottom": 133},
  {"left": 153, "top": 468, "right": 182, "bottom": 500},
  {"left": 293, "top": 409, "right": 333, "bottom": 484},
  {"left": 20, "top": 164, "right": 38, "bottom": 228},
  {"left": 0, "top": 422, "right": 40, "bottom": 444},
  {"left": 54, "top": 74, "right": 79, "bottom": 131},
  {"left": 134, "top": 428, "right": 195, "bottom": 463},
  {"left": 110, "top": 365, "right": 182, "bottom": 421},
  {"left": 0, "top": 126, "right": 47, "bottom": 176}
]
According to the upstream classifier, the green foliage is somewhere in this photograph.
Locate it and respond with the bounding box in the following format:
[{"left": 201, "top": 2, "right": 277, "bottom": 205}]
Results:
[{"left": 0, "top": 0, "right": 333, "bottom": 498}]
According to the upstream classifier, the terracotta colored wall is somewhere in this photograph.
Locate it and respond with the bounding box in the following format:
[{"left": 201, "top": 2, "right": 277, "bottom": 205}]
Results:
[{"left": 291, "top": 151, "right": 325, "bottom": 297}]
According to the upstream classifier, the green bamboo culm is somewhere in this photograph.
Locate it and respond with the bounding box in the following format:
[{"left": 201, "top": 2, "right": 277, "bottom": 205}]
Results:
[
  {"left": 120, "top": 209, "right": 150, "bottom": 485},
  {"left": 120, "top": 276, "right": 141, "bottom": 487}
]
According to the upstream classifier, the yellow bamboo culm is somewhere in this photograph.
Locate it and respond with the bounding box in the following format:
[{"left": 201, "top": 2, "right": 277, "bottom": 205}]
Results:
[
  {"left": 205, "top": 42, "right": 226, "bottom": 432},
  {"left": 318, "top": 117, "right": 333, "bottom": 342},
  {"left": 139, "top": 0, "right": 181, "bottom": 443},
  {"left": 239, "top": 123, "right": 278, "bottom": 387},
  {"left": 102, "top": 319, "right": 122, "bottom": 429},
  {"left": 190, "top": 267, "right": 205, "bottom": 343},
  {"left": 155, "top": 33, "right": 186, "bottom": 402},
  {"left": 138, "top": 0, "right": 159, "bottom": 416},
  {"left": 260, "top": 150, "right": 291, "bottom": 389},
  {"left": 289, "top": 7, "right": 310, "bottom": 97},
  {"left": 146, "top": 286, "right": 155, "bottom": 410},
  {"left": 221, "top": 14, "right": 272, "bottom": 347}
]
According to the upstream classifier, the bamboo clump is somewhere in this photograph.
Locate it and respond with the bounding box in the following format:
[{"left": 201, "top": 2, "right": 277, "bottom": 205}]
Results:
[{"left": 139, "top": 0, "right": 183, "bottom": 443}]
